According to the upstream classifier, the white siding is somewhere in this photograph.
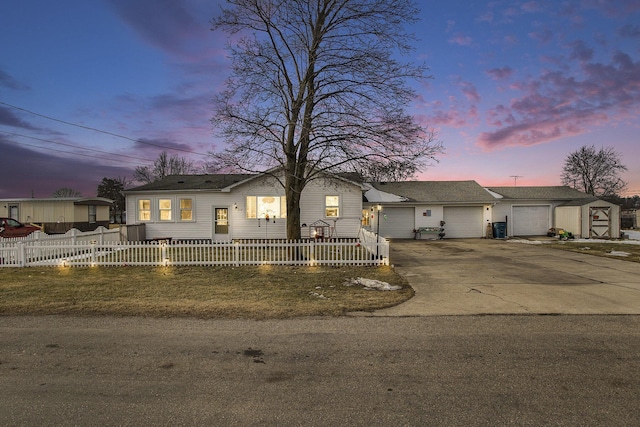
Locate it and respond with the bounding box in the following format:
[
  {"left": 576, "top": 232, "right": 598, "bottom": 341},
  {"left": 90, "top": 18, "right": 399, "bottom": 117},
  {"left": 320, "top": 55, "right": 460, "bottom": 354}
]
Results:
[
  {"left": 443, "top": 206, "right": 484, "bottom": 238},
  {"left": 126, "top": 174, "right": 364, "bottom": 240}
]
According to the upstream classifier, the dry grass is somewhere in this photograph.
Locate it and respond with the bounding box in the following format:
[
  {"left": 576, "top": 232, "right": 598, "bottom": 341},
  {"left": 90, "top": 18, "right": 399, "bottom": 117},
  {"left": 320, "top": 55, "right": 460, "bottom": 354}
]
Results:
[
  {"left": 546, "top": 241, "right": 640, "bottom": 263},
  {"left": 0, "top": 265, "right": 412, "bottom": 319}
]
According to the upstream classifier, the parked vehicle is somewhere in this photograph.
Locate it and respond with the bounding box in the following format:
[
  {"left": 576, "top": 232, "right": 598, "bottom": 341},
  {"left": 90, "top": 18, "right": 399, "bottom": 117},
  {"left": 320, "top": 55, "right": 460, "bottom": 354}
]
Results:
[{"left": 0, "top": 217, "right": 41, "bottom": 238}]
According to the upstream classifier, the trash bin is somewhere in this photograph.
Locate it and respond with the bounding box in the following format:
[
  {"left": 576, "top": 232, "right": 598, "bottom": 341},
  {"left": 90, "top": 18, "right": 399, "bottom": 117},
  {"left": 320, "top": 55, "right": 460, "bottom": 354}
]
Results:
[{"left": 492, "top": 222, "right": 507, "bottom": 239}]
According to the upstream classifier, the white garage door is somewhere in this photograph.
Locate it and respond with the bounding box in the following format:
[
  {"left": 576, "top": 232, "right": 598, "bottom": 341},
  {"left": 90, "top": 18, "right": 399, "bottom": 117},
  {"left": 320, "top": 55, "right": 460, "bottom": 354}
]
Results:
[
  {"left": 512, "top": 206, "right": 550, "bottom": 236},
  {"left": 443, "top": 206, "right": 484, "bottom": 238},
  {"left": 378, "top": 207, "right": 415, "bottom": 239}
]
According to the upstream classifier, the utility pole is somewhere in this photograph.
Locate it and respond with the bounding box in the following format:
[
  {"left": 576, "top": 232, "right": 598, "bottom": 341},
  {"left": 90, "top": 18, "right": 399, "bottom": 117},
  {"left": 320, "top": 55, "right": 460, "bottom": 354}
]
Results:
[{"left": 510, "top": 175, "right": 523, "bottom": 186}]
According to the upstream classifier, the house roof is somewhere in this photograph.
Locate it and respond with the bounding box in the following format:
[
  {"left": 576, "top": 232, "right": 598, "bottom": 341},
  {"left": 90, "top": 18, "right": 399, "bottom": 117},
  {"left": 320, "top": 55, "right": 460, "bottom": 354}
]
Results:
[
  {"left": 486, "top": 186, "right": 595, "bottom": 201},
  {"left": 365, "top": 181, "right": 497, "bottom": 204},
  {"left": 125, "top": 171, "right": 365, "bottom": 193},
  {"left": 125, "top": 174, "right": 256, "bottom": 192}
]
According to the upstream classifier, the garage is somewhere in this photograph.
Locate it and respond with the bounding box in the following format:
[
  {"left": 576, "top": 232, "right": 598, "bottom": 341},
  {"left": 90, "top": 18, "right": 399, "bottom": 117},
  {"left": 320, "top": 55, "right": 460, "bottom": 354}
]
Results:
[
  {"left": 378, "top": 207, "right": 415, "bottom": 239},
  {"left": 512, "top": 205, "right": 550, "bottom": 236},
  {"left": 443, "top": 206, "right": 484, "bottom": 238}
]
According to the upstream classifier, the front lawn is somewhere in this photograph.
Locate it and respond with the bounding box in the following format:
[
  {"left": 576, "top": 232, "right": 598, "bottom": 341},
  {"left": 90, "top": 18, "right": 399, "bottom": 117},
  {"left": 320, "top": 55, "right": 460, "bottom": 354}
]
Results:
[{"left": 0, "top": 265, "right": 412, "bottom": 319}]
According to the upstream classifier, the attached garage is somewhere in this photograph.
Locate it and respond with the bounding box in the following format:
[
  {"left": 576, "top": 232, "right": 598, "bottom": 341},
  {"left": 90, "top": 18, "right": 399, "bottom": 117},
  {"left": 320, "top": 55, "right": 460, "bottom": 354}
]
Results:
[
  {"left": 378, "top": 207, "right": 415, "bottom": 239},
  {"left": 443, "top": 206, "right": 484, "bottom": 238},
  {"left": 511, "top": 205, "right": 550, "bottom": 236}
]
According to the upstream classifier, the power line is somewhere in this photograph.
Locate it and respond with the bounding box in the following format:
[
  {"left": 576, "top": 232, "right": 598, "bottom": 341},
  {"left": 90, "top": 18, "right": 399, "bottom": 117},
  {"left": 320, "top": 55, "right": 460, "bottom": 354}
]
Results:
[
  {"left": 2, "top": 137, "right": 147, "bottom": 166},
  {"left": 0, "top": 130, "right": 153, "bottom": 164},
  {"left": 0, "top": 100, "right": 211, "bottom": 157}
]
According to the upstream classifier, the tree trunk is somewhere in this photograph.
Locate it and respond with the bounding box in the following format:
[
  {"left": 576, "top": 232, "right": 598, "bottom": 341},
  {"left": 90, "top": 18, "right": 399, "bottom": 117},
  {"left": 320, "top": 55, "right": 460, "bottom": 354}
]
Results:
[{"left": 285, "top": 169, "right": 304, "bottom": 241}]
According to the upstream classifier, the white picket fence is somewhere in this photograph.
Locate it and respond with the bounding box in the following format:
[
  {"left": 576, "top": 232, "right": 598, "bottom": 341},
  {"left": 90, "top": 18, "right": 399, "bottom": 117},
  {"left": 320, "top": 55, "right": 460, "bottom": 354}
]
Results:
[{"left": 1, "top": 230, "right": 389, "bottom": 268}]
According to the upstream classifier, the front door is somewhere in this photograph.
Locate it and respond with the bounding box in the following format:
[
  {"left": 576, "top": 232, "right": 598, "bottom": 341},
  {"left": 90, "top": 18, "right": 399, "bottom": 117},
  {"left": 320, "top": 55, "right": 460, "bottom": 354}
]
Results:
[
  {"left": 9, "top": 204, "right": 19, "bottom": 220},
  {"left": 214, "top": 207, "right": 229, "bottom": 239}
]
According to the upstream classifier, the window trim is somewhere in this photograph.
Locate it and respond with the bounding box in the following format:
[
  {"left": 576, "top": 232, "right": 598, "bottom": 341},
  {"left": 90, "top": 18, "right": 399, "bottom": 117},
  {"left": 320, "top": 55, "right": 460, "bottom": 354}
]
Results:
[
  {"left": 88, "top": 205, "right": 97, "bottom": 224},
  {"left": 179, "top": 198, "right": 194, "bottom": 221},
  {"left": 325, "top": 195, "right": 340, "bottom": 218},
  {"left": 158, "top": 199, "right": 172, "bottom": 221},
  {"left": 138, "top": 199, "right": 152, "bottom": 222},
  {"left": 245, "top": 195, "right": 287, "bottom": 219}
]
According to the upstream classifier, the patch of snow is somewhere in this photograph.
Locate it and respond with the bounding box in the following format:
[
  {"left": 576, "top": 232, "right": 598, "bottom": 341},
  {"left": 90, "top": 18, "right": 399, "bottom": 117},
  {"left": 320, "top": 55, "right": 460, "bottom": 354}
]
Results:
[
  {"left": 345, "top": 277, "right": 402, "bottom": 291},
  {"left": 309, "top": 291, "right": 328, "bottom": 299},
  {"left": 506, "top": 239, "right": 544, "bottom": 245},
  {"left": 608, "top": 251, "right": 630, "bottom": 257}
]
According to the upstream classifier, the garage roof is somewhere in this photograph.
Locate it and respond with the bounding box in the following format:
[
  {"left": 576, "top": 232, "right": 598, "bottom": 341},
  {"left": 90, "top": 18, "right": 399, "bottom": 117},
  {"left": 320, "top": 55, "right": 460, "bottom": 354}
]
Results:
[
  {"left": 365, "top": 181, "right": 496, "bottom": 203},
  {"left": 487, "top": 186, "right": 596, "bottom": 201}
]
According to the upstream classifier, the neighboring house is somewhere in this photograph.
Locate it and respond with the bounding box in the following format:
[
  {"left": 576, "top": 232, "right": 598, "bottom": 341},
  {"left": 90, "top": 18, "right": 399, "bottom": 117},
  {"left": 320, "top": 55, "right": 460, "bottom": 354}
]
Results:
[
  {"left": 0, "top": 197, "right": 113, "bottom": 234},
  {"left": 363, "top": 181, "right": 497, "bottom": 239},
  {"left": 123, "top": 171, "right": 365, "bottom": 241},
  {"left": 487, "top": 186, "right": 621, "bottom": 238}
]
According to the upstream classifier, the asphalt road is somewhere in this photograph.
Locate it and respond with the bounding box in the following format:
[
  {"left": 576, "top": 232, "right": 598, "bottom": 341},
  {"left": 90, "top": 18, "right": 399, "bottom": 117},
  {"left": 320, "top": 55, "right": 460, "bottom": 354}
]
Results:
[{"left": 2, "top": 315, "right": 639, "bottom": 426}]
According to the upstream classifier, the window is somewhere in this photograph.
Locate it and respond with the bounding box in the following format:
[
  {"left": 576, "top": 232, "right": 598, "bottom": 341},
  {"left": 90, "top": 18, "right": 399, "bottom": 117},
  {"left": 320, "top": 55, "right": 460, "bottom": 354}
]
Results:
[
  {"left": 245, "top": 196, "right": 287, "bottom": 218},
  {"left": 180, "top": 198, "right": 193, "bottom": 221},
  {"left": 159, "top": 199, "right": 172, "bottom": 221},
  {"left": 325, "top": 195, "right": 340, "bottom": 218},
  {"left": 138, "top": 199, "right": 151, "bottom": 221},
  {"left": 88, "top": 205, "right": 97, "bottom": 224}
]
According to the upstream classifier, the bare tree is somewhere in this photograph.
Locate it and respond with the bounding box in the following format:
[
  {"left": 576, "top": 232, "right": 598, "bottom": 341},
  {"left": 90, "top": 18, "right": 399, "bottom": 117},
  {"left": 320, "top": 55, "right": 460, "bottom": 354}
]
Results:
[
  {"left": 52, "top": 187, "right": 82, "bottom": 198},
  {"left": 211, "top": 0, "right": 443, "bottom": 239},
  {"left": 97, "top": 177, "right": 130, "bottom": 223},
  {"left": 561, "top": 145, "right": 627, "bottom": 197},
  {"left": 134, "top": 151, "right": 197, "bottom": 184}
]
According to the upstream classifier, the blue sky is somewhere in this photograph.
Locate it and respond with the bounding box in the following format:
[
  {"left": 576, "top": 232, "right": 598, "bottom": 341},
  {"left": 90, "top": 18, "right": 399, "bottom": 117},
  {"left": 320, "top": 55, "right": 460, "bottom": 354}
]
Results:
[{"left": 1, "top": 0, "right": 639, "bottom": 198}]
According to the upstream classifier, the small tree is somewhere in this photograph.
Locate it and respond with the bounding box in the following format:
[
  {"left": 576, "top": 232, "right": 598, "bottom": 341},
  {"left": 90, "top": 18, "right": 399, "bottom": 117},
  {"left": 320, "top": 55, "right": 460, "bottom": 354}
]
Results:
[
  {"left": 97, "top": 177, "right": 128, "bottom": 223},
  {"left": 52, "top": 187, "right": 82, "bottom": 198},
  {"left": 211, "top": 0, "right": 443, "bottom": 240},
  {"left": 561, "top": 145, "right": 627, "bottom": 196},
  {"left": 134, "top": 151, "right": 197, "bottom": 184}
]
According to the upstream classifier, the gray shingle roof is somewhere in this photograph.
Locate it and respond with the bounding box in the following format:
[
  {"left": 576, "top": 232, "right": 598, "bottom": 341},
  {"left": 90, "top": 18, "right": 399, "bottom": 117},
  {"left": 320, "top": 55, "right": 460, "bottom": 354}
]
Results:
[
  {"left": 125, "top": 174, "right": 256, "bottom": 192},
  {"left": 487, "top": 186, "right": 595, "bottom": 201},
  {"left": 125, "top": 171, "right": 364, "bottom": 193},
  {"left": 366, "top": 181, "right": 496, "bottom": 203}
]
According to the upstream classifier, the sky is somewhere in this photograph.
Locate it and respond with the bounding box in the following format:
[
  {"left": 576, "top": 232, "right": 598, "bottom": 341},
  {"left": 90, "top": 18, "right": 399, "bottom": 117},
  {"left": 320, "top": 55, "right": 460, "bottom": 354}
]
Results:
[{"left": 1, "top": 0, "right": 639, "bottom": 199}]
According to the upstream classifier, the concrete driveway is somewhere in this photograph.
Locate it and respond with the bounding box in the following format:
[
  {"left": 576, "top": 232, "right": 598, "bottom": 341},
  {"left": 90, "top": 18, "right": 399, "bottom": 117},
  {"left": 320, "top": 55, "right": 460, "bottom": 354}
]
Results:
[{"left": 369, "top": 239, "right": 640, "bottom": 316}]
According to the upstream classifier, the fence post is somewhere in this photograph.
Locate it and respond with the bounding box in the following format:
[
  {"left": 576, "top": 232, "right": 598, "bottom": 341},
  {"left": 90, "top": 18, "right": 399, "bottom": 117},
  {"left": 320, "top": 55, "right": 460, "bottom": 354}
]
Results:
[
  {"left": 309, "top": 239, "right": 315, "bottom": 266},
  {"left": 161, "top": 242, "right": 168, "bottom": 266},
  {"left": 91, "top": 243, "right": 96, "bottom": 266},
  {"left": 234, "top": 241, "right": 239, "bottom": 267},
  {"left": 17, "top": 242, "right": 25, "bottom": 267}
]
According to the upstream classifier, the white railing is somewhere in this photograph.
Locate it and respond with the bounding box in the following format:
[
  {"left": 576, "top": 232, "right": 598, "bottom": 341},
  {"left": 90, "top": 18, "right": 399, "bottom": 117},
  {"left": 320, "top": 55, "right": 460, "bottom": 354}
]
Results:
[{"left": 0, "top": 237, "right": 389, "bottom": 268}]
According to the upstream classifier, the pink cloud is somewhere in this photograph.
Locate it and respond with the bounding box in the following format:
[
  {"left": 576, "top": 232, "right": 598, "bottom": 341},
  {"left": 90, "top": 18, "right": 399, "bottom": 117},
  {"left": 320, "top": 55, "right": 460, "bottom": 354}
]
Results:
[
  {"left": 486, "top": 67, "right": 514, "bottom": 80},
  {"left": 477, "top": 49, "right": 640, "bottom": 150},
  {"left": 460, "top": 81, "right": 481, "bottom": 103}
]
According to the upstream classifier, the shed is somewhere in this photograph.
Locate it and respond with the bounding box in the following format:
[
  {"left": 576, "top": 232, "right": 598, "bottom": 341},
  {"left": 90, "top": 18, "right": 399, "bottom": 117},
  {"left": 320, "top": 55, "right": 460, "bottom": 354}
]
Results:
[{"left": 0, "top": 197, "right": 113, "bottom": 233}]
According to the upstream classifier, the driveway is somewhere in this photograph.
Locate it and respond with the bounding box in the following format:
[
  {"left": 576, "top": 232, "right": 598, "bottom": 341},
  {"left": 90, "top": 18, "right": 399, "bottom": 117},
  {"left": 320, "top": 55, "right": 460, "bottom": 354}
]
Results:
[{"left": 368, "top": 238, "right": 640, "bottom": 316}]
